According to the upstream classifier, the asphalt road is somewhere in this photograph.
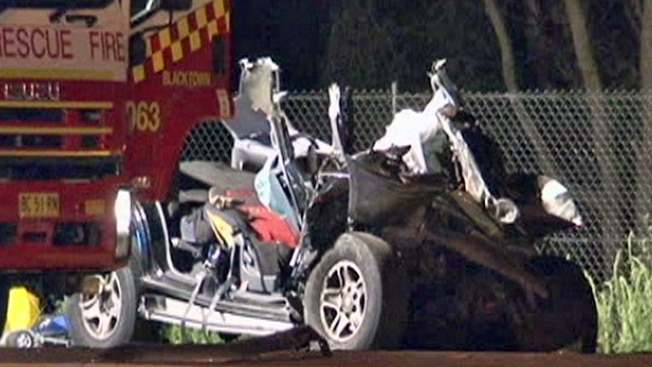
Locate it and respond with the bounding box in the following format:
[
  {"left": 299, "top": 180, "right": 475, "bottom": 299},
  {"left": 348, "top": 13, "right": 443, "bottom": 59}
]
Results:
[{"left": 0, "top": 346, "right": 651, "bottom": 367}]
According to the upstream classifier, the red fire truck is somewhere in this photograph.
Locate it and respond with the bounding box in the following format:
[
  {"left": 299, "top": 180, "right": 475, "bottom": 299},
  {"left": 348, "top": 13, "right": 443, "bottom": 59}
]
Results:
[{"left": 0, "top": 0, "right": 232, "bottom": 336}]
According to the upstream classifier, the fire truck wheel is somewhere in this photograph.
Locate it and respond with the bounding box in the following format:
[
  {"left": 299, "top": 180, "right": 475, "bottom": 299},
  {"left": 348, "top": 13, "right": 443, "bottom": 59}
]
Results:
[
  {"left": 304, "top": 232, "right": 409, "bottom": 350},
  {"left": 0, "top": 277, "right": 8, "bottom": 340},
  {"left": 66, "top": 267, "right": 137, "bottom": 348}
]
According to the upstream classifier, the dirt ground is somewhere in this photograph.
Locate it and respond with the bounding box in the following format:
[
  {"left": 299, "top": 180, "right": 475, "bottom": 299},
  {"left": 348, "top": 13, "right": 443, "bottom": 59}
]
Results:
[{"left": 0, "top": 346, "right": 651, "bottom": 367}]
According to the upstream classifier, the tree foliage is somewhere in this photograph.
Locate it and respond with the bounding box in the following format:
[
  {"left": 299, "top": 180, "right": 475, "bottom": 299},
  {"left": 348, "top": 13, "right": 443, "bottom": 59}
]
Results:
[{"left": 232, "top": 0, "right": 651, "bottom": 92}]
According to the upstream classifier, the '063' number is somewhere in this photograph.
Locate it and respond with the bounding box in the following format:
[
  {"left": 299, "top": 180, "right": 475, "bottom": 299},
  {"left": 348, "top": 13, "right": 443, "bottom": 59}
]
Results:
[{"left": 126, "top": 100, "right": 161, "bottom": 132}]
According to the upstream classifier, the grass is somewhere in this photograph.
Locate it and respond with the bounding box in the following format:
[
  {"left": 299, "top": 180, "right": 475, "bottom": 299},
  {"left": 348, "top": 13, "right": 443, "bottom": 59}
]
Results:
[
  {"left": 159, "top": 325, "right": 226, "bottom": 344},
  {"left": 588, "top": 223, "right": 652, "bottom": 353}
]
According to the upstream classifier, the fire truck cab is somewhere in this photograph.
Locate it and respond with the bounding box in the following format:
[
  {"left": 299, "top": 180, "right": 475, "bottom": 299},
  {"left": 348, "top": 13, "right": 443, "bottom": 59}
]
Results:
[{"left": 0, "top": 0, "right": 232, "bottom": 336}]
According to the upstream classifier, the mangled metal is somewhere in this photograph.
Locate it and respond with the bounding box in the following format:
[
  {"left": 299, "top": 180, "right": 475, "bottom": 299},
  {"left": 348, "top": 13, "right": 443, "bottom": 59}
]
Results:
[
  {"left": 374, "top": 59, "right": 521, "bottom": 224},
  {"left": 64, "top": 56, "right": 596, "bottom": 353},
  {"left": 222, "top": 57, "right": 334, "bottom": 172}
]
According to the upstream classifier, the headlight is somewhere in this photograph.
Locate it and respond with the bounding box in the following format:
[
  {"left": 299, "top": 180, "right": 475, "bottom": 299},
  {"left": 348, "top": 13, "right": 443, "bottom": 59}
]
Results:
[{"left": 114, "top": 189, "right": 133, "bottom": 260}]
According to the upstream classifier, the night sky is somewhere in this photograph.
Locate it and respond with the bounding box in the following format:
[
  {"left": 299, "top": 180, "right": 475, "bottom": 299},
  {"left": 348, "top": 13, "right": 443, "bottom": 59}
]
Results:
[{"left": 231, "top": 0, "right": 330, "bottom": 90}]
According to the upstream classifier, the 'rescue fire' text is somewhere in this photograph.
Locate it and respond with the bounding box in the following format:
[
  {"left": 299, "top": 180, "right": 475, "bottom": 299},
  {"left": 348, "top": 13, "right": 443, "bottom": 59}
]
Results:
[{"left": 0, "top": 26, "right": 125, "bottom": 61}]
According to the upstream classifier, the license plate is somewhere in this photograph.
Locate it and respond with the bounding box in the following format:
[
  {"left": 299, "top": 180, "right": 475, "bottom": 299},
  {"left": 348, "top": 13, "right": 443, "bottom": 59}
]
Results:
[{"left": 19, "top": 193, "right": 60, "bottom": 218}]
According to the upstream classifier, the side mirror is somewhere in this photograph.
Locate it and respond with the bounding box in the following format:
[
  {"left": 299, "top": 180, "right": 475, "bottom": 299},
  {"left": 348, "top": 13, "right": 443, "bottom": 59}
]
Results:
[{"left": 160, "top": 0, "right": 192, "bottom": 11}]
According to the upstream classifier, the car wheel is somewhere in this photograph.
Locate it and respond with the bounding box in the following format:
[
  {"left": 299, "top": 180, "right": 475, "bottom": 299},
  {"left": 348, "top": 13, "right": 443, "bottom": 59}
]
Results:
[
  {"left": 511, "top": 256, "right": 598, "bottom": 353},
  {"left": 304, "top": 232, "right": 409, "bottom": 350},
  {"left": 66, "top": 267, "right": 137, "bottom": 348},
  {"left": 5, "top": 330, "right": 36, "bottom": 348}
]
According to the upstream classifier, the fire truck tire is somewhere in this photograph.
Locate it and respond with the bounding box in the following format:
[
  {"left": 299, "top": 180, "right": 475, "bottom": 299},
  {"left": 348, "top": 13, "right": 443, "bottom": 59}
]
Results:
[
  {"left": 304, "top": 232, "right": 409, "bottom": 350},
  {"left": 0, "top": 277, "right": 8, "bottom": 340},
  {"left": 66, "top": 267, "right": 137, "bottom": 348}
]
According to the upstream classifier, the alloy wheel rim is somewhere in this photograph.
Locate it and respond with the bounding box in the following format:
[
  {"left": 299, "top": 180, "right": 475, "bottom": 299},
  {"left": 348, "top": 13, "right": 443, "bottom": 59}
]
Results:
[
  {"left": 79, "top": 272, "right": 122, "bottom": 340},
  {"left": 319, "top": 260, "right": 367, "bottom": 342},
  {"left": 15, "top": 332, "right": 34, "bottom": 348}
]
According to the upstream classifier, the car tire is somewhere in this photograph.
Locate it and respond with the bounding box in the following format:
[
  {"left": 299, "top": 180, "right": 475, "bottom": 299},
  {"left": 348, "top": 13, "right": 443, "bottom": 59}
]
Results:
[
  {"left": 5, "top": 330, "right": 36, "bottom": 348},
  {"left": 511, "top": 256, "right": 598, "bottom": 353},
  {"left": 304, "top": 232, "right": 409, "bottom": 350},
  {"left": 66, "top": 267, "right": 137, "bottom": 348}
]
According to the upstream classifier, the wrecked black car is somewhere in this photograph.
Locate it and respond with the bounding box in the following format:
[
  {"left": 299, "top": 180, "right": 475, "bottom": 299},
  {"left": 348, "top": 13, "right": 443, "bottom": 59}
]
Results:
[{"left": 65, "top": 57, "right": 597, "bottom": 353}]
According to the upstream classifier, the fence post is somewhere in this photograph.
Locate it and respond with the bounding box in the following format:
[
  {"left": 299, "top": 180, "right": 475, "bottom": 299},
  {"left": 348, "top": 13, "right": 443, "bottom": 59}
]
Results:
[{"left": 391, "top": 81, "right": 398, "bottom": 114}]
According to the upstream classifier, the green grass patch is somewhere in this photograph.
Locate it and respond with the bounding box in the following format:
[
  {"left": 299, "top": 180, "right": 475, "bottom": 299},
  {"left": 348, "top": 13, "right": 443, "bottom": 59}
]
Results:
[
  {"left": 589, "top": 224, "right": 652, "bottom": 353},
  {"left": 159, "top": 325, "right": 226, "bottom": 344}
]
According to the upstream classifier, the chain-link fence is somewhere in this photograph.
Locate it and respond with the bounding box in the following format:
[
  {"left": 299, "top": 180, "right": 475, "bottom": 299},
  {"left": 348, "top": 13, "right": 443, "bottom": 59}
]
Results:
[{"left": 181, "top": 88, "right": 652, "bottom": 280}]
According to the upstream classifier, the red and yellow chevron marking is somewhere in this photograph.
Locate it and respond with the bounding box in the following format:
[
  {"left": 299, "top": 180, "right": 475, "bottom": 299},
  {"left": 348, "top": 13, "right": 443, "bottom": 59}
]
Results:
[{"left": 131, "top": 0, "right": 230, "bottom": 84}]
